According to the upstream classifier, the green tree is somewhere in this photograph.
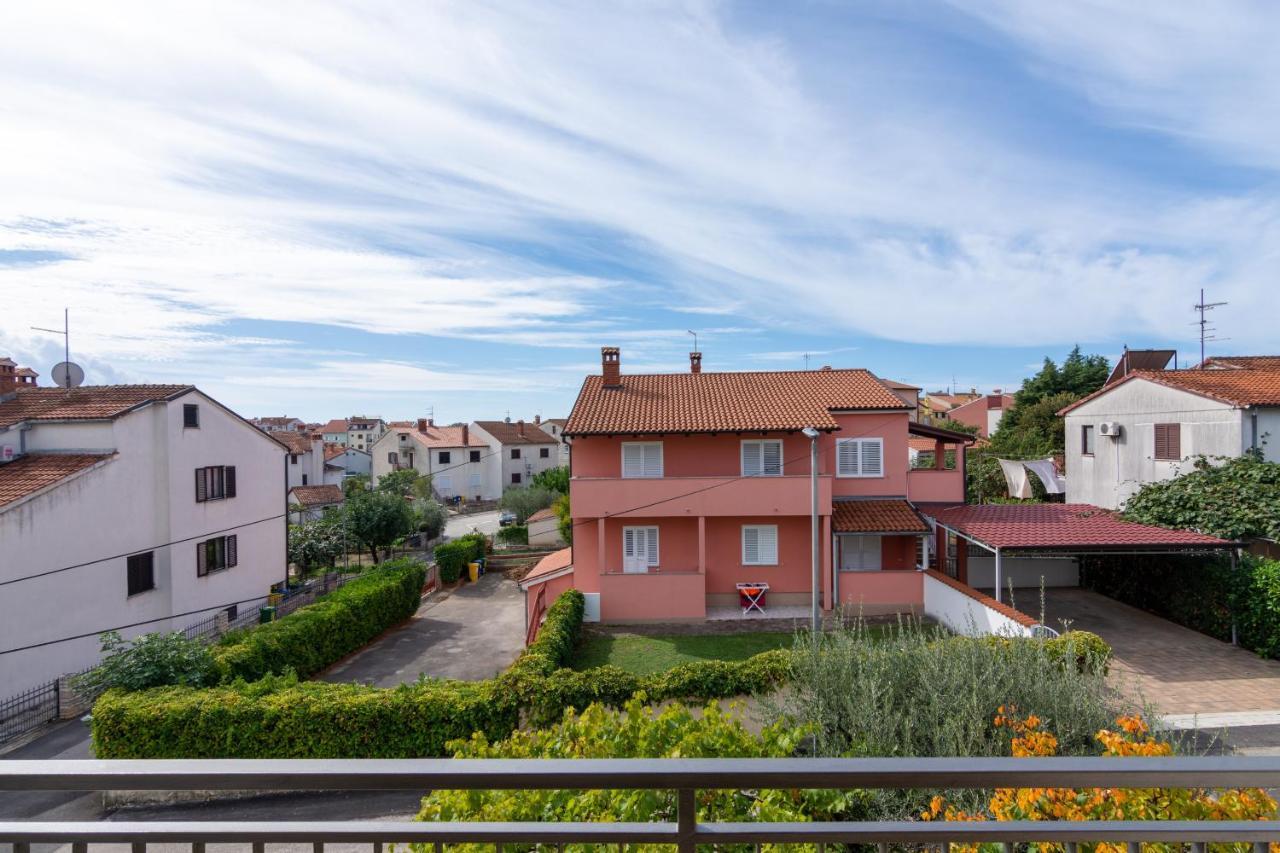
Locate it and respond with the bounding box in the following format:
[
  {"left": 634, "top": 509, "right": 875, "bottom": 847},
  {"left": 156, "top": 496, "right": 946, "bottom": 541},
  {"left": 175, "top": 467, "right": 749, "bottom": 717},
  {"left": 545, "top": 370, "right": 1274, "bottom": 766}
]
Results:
[
  {"left": 346, "top": 489, "right": 416, "bottom": 564},
  {"left": 531, "top": 465, "right": 569, "bottom": 494},
  {"left": 414, "top": 499, "right": 448, "bottom": 540},
  {"left": 500, "top": 485, "right": 558, "bottom": 523},
  {"left": 1121, "top": 451, "right": 1280, "bottom": 540},
  {"left": 931, "top": 417, "right": 979, "bottom": 437},
  {"left": 553, "top": 492, "right": 573, "bottom": 544},
  {"left": 342, "top": 474, "right": 369, "bottom": 498},
  {"left": 376, "top": 468, "right": 421, "bottom": 496},
  {"left": 75, "top": 631, "right": 217, "bottom": 694},
  {"left": 1015, "top": 345, "right": 1110, "bottom": 407},
  {"left": 287, "top": 517, "right": 344, "bottom": 578}
]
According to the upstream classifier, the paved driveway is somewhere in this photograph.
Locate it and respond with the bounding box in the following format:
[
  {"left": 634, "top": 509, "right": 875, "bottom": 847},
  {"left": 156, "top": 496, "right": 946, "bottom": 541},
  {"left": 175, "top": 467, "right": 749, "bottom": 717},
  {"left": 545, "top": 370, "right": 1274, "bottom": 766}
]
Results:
[
  {"left": 1041, "top": 588, "right": 1280, "bottom": 715},
  {"left": 320, "top": 570, "right": 524, "bottom": 686}
]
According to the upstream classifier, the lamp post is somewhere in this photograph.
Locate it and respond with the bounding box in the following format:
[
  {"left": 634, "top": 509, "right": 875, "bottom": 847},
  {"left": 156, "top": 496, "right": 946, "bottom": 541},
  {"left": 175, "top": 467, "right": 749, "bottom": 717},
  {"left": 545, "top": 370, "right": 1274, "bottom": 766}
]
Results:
[{"left": 802, "top": 426, "right": 821, "bottom": 639}]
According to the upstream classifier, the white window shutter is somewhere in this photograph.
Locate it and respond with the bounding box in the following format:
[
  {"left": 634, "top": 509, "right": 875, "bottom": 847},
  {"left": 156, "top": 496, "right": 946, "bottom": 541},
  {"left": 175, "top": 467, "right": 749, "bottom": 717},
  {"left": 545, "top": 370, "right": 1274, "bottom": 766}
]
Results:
[
  {"left": 762, "top": 441, "right": 782, "bottom": 475},
  {"left": 837, "top": 440, "right": 858, "bottom": 476},
  {"left": 758, "top": 525, "right": 778, "bottom": 563},
  {"left": 643, "top": 444, "right": 663, "bottom": 478},
  {"left": 623, "top": 444, "right": 643, "bottom": 478},
  {"left": 861, "top": 439, "right": 883, "bottom": 476},
  {"left": 743, "top": 527, "right": 759, "bottom": 563},
  {"left": 623, "top": 527, "right": 635, "bottom": 558},
  {"left": 742, "top": 442, "right": 760, "bottom": 476},
  {"left": 646, "top": 527, "right": 659, "bottom": 565}
]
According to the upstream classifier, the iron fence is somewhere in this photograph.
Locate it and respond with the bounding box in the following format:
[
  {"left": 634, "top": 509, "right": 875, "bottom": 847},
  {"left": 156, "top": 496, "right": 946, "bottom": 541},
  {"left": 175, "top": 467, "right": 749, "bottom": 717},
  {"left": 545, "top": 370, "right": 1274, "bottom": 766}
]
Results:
[
  {"left": 3, "top": 757, "right": 1280, "bottom": 851},
  {"left": 0, "top": 680, "right": 57, "bottom": 745}
]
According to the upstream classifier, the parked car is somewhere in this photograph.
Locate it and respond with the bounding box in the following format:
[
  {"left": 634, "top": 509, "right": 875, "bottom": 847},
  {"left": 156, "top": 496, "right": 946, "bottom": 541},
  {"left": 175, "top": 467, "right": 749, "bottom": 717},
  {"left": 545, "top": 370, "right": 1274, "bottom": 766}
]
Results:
[{"left": 498, "top": 510, "right": 516, "bottom": 527}]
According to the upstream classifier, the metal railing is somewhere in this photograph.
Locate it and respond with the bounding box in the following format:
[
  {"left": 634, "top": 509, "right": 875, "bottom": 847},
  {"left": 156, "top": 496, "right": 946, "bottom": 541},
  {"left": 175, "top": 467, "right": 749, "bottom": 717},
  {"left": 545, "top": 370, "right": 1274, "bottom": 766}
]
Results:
[{"left": 4, "top": 757, "right": 1280, "bottom": 851}]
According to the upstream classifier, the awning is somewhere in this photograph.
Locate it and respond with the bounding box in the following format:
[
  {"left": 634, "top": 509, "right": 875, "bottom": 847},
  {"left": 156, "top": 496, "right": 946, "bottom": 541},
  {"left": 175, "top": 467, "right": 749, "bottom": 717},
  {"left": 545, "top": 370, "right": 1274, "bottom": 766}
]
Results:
[
  {"left": 928, "top": 503, "right": 1233, "bottom": 553},
  {"left": 832, "top": 499, "right": 931, "bottom": 535}
]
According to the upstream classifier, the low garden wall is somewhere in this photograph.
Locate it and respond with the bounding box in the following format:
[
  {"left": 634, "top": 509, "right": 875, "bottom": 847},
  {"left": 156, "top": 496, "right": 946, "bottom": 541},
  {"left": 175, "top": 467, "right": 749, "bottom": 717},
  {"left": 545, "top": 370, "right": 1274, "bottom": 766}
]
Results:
[{"left": 922, "top": 569, "right": 1035, "bottom": 637}]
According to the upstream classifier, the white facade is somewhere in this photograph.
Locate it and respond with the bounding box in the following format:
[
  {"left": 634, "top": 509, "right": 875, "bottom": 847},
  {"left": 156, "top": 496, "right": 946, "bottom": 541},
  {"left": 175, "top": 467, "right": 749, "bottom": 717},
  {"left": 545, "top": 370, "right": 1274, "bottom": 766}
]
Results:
[
  {"left": 471, "top": 421, "right": 562, "bottom": 497},
  {"left": 346, "top": 417, "right": 386, "bottom": 452},
  {"left": 0, "top": 390, "right": 286, "bottom": 695},
  {"left": 285, "top": 438, "right": 326, "bottom": 491},
  {"left": 370, "top": 427, "right": 494, "bottom": 500},
  {"left": 538, "top": 419, "right": 571, "bottom": 465},
  {"left": 1063, "top": 377, "right": 1276, "bottom": 509}
]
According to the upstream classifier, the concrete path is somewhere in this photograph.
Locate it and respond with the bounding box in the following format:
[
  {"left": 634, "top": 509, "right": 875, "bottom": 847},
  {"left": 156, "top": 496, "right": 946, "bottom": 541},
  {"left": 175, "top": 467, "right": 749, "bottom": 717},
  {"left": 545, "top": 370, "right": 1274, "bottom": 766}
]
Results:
[
  {"left": 1040, "top": 588, "right": 1280, "bottom": 715},
  {"left": 320, "top": 570, "right": 524, "bottom": 686}
]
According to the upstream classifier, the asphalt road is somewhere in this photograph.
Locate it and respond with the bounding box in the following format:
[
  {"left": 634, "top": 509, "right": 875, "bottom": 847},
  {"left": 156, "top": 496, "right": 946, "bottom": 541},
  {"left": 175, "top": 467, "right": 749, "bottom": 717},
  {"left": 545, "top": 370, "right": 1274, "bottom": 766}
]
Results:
[{"left": 444, "top": 508, "right": 501, "bottom": 539}]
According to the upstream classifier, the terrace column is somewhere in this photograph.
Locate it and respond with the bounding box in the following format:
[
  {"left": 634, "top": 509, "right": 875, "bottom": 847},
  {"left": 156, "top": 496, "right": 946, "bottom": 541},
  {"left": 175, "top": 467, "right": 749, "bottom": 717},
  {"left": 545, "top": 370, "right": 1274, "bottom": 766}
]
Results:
[
  {"left": 822, "top": 514, "right": 833, "bottom": 611},
  {"left": 934, "top": 439, "right": 946, "bottom": 470},
  {"left": 697, "top": 516, "right": 706, "bottom": 574}
]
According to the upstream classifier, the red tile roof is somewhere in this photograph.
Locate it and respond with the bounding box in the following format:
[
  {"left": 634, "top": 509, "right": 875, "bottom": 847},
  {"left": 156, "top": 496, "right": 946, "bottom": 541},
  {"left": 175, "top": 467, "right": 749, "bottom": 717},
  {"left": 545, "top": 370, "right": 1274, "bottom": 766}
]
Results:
[
  {"left": 1202, "top": 356, "right": 1280, "bottom": 370},
  {"left": 519, "top": 547, "right": 573, "bottom": 586},
  {"left": 288, "top": 484, "right": 344, "bottom": 507},
  {"left": 393, "top": 424, "right": 485, "bottom": 448},
  {"left": 832, "top": 499, "right": 930, "bottom": 534},
  {"left": 1060, "top": 364, "right": 1280, "bottom": 413},
  {"left": 526, "top": 507, "right": 557, "bottom": 523},
  {"left": 474, "top": 420, "right": 559, "bottom": 444},
  {"left": 930, "top": 503, "right": 1231, "bottom": 550},
  {"left": 275, "top": 432, "right": 316, "bottom": 454},
  {"left": 320, "top": 418, "right": 350, "bottom": 434},
  {"left": 0, "top": 453, "right": 114, "bottom": 508},
  {"left": 565, "top": 369, "right": 909, "bottom": 436},
  {"left": 324, "top": 443, "right": 347, "bottom": 461},
  {"left": 0, "top": 385, "right": 193, "bottom": 429}
]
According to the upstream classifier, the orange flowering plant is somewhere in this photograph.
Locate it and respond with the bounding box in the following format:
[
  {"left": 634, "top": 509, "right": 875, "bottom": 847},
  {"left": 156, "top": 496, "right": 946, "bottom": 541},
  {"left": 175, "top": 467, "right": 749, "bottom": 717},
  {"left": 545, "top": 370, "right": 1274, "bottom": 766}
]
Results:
[{"left": 922, "top": 706, "right": 1278, "bottom": 853}]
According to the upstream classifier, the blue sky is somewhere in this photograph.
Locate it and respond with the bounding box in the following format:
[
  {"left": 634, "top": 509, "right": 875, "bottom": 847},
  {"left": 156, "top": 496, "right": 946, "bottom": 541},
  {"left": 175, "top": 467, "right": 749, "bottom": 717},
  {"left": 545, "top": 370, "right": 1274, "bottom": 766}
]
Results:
[{"left": 2, "top": 1, "right": 1278, "bottom": 422}]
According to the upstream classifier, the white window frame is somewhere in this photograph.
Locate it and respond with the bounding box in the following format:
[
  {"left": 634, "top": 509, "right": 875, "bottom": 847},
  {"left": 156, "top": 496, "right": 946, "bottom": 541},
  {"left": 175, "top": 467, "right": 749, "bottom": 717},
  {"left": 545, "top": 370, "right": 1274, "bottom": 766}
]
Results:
[
  {"left": 839, "top": 534, "right": 882, "bottom": 572},
  {"left": 622, "top": 526, "right": 660, "bottom": 572},
  {"left": 836, "top": 437, "right": 884, "bottom": 478},
  {"left": 621, "top": 441, "right": 664, "bottom": 478},
  {"left": 741, "top": 524, "right": 779, "bottom": 566},
  {"left": 740, "top": 439, "right": 783, "bottom": 477}
]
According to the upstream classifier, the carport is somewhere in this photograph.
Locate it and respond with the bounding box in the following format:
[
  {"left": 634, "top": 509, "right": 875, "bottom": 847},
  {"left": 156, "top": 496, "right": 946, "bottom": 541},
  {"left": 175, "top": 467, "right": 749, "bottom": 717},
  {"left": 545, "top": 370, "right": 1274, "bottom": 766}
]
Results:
[{"left": 927, "top": 503, "right": 1236, "bottom": 605}]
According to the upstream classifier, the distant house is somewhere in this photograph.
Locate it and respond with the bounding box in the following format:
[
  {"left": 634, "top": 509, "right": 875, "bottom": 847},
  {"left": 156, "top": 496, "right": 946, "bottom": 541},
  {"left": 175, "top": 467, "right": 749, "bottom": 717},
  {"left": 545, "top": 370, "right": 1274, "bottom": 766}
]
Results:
[
  {"left": 0, "top": 374, "right": 286, "bottom": 695},
  {"left": 276, "top": 432, "right": 326, "bottom": 491},
  {"left": 1059, "top": 355, "right": 1280, "bottom": 509},
  {"left": 945, "top": 392, "right": 1013, "bottom": 438},
  {"left": 346, "top": 416, "right": 386, "bottom": 451},
  {"left": 471, "top": 419, "right": 562, "bottom": 493},
  {"left": 526, "top": 506, "right": 563, "bottom": 546},
  {"left": 537, "top": 416, "right": 571, "bottom": 464},
  {"left": 370, "top": 419, "right": 492, "bottom": 500},
  {"left": 878, "top": 378, "right": 921, "bottom": 421},
  {"left": 320, "top": 418, "right": 349, "bottom": 446},
  {"left": 252, "top": 416, "right": 305, "bottom": 433},
  {"left": 921, "top": 390, "right": 980, "bottom": 424},
  {"left": 288, "top": 484, "right": 344, "bottom": 523}
]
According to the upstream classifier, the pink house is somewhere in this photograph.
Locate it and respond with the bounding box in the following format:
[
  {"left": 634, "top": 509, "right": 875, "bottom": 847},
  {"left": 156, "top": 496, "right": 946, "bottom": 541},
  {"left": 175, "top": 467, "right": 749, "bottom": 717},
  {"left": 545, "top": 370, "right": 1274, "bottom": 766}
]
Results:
[{"left": 521, "top": 348, "right": 972, "bottom": 627}]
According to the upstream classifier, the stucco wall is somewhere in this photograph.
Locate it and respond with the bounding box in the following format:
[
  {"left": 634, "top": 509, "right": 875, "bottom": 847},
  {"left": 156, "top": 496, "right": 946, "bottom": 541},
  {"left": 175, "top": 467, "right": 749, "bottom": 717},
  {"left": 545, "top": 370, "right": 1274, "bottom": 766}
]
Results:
[
  {"left": 835, "top": 569, "right": 923, "bottom": 612},
  {"left": 599, "top": 571, "right": 706, "bottom": 622},
  {"left": 1064, "top": 379, "right": 1244, "bottom": 509},
  {"left": 923, "top": 572, "right": 1032, "bottom": 637},
  {"left": 0, "top": 391, "right": 285, "bottom": 695}
]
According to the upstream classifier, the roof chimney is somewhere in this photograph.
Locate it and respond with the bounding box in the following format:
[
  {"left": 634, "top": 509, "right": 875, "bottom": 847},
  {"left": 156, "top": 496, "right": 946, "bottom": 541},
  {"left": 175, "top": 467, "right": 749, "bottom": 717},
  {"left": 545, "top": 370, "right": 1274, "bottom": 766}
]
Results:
[
  {"left": 534, "top": 414, "right": 541, "bottom": 425},
  {"left": 690, "top": 352, "right": 702, "bottom": 374},
  {"left": 601, "top": 346, "right": 621, "bottom": 388},
  {"left": 417, "top": 418, "right": 428, "bottom": 432},
  {"left": 517, "top": 419, "right": 525, "bottom": 437},
  {"left": 0, "top": 358, "right": 15, "bottom": 396},
  {"left": 461, "top": 424, "right": 469, "bottom": 445}
]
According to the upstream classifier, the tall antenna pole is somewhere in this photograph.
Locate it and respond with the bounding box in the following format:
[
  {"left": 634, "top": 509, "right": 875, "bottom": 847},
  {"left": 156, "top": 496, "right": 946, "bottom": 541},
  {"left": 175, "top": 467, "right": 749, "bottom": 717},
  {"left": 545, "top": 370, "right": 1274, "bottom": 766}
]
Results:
[
  {"left": 1193, "top": 288, "right": 1228, "bottom": 368},
  {"left": 31, "top": 308, "right": 71, "bottom": 385},
  {"left": 687, "top": 330, "right": 698, "bottom": 353}
]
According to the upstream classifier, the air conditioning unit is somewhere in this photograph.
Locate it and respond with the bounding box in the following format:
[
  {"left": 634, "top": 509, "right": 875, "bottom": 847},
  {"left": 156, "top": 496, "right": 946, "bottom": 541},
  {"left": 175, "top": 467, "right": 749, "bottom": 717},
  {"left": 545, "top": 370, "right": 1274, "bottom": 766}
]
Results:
[{"left": 1098, "top": 422, "right": 1123, "bottom": 438}]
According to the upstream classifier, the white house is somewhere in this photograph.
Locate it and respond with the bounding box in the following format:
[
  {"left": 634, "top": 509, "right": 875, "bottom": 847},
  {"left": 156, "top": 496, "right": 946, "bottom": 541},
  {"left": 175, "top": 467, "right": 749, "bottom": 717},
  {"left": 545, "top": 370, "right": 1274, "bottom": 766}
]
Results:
[
  {"left": 346, "top": 416, "right": 385, "bottom": 452},
  {"left": 370, "top": 419, "right": 493, "bottom": 500},
  {"left": 471, "top": 419, "right": 562, "bottom": 495},
  {"left": 252, "top": 416, "right": 305, "bottom": 433},
  {"left": 526, "top": 506, "right": 564, "bottom": 546},
  {"left": 324, "top": 443, "right": 370, "bottom": 481},
  {"left": 0, "top": 379, "right": 287, "bottom": 695},
  {"left": 537, "top": 416, "right": 571, "bottom": 465},
  {"left": 277, "top": 432, "right": 326, "bottom": 491},
  {"left": 288, "top": 484, "right": 344, "bottom": 523},
  {"left": 1060, "top": 355, "right": 1280, "bottom": 509}
]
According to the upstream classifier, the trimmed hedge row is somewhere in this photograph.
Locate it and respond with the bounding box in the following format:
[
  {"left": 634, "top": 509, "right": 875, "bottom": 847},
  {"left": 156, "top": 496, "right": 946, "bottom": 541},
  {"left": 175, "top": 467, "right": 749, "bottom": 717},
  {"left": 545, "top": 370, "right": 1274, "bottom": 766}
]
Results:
[
  {"left": 434, "top": 533, "right": 487, "bottom": 584},
  {"left": 213, "top": 558, "right": 425, "bottom": 682}
]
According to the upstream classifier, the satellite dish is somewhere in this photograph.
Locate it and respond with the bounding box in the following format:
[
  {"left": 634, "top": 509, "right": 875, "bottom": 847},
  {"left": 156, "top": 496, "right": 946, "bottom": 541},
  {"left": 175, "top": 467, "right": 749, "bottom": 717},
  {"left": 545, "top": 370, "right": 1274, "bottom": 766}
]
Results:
[{"left": 51, "top": 361, "right": 85, "bottom": 389}]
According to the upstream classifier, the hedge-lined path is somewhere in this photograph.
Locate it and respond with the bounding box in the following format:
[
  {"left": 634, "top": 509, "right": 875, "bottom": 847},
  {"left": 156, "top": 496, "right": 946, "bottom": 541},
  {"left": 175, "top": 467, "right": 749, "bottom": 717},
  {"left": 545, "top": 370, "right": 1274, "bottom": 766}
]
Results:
[
  {"left": 319, "top": 570, "right": 524, "bottom": 686},
  {"left": 1040, "top": 588, "right": 1280, "bottom": 715}
]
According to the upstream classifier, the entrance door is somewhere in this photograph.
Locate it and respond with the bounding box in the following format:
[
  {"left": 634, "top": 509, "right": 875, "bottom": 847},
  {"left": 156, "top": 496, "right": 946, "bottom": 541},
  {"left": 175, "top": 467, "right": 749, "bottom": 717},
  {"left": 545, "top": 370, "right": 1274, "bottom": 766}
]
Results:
[
  {"left": 839, "top": 534, "right": 882, "bottom": 572},
  {"left": 623, "top": 526, "right": 659, "bottom": 573}
]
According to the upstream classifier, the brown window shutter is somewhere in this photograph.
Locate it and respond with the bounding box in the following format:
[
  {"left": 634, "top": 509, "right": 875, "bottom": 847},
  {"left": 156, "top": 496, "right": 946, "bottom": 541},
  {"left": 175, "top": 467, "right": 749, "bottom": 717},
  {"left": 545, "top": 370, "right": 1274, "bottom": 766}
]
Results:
[
  {"left": 196, "top": 541, "right": 207, "bottom": 576},
  {"left": 226, "top": 535, "right": 238, "bottom": 568},
  {"left": 225, "top": 466, "right": 236, "bottom": 498},
  {"left": 1154, "top": 425, "right": 1167, "bottom": 459},
  {"left": 1169, "top": 423, "right": 1181, "bottom": 458},
  {"left": 195, "top": 468, "right": 207, "bottom": 502}
]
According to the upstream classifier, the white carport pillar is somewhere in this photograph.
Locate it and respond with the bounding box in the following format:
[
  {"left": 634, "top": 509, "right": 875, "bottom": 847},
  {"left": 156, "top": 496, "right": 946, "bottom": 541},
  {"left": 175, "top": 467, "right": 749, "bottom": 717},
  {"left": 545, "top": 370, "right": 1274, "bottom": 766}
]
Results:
[
  {"left": 994, "top": 548, "right": 1003, "bottom": 603},
  {"left": 920, "top": 531, "right": 930, "bottom": 571}
]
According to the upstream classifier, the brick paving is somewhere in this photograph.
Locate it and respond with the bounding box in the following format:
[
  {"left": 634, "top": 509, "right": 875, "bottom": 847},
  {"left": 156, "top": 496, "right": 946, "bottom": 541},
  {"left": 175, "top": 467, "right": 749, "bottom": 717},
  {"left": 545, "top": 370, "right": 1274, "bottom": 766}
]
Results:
[{"left": 1040, "top": 588, "right": 1280, "bottom": 714}]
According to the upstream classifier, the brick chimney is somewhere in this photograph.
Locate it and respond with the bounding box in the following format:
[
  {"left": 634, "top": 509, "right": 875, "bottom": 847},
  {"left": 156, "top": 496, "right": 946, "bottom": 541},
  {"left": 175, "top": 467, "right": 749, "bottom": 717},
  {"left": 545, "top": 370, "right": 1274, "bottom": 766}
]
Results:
[
  {"left": 534, "top": 414, "right": 541, "bottom": 425},
  {"left": 690, "top": 352, "right": 702, "bottom": 374},
  {"left": 417, "top": 418, "right": 428, "bottom": 432},
  {"left": 461, "top": 424, "right": 469, "bottom": 445},
  {"left": 601, "top": 346, "right": 621, "bottom": 388},
  {"left": 517, "top": 419, "right": 525, "bottom": 437},
  {"left": 0, "top": 358, "right": 15, "bottom": 396}
]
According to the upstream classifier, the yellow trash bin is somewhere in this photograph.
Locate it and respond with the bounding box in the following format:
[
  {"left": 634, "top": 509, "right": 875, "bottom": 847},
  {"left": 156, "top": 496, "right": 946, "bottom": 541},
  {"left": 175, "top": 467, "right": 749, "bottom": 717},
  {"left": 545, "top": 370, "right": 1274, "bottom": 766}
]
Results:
[{"left": 468, "top": 561, "right": 480, "bottom": 582}]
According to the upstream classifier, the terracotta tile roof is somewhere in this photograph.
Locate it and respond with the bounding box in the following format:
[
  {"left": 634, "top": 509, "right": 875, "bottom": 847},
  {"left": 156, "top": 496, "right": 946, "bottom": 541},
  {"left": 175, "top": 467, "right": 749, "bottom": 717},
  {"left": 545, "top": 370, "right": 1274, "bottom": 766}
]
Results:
[
  {"left": 526, "top": 507, "right": 557, "bottom": 523},
  {"left": 474, "top": 420, "right": 560, "bottom": 444},
  {"left": 930, "top": 503, "right": 1231, "bottom": 550},
  {"left": 275, "top": 432, "right": 316, "bottom": 454},
  {"left": 324, "top": 443, "right": 347, "bottom": 461},
  {"left": 320, "top": 418, "right": 349, "bottom": 433},
  {"left": 1060, "top": 364, "right": 1280, "bottom": 413},
  {"left": 0, "top": 385, "right": 193, "bottom": 429},
  {"left": 879, "top": 378, "right": 920, "bottom": 391},
  {"left": 386, "top": 424, "right": 484, "bottom": 449},
  {"left": 288, "top": 484, "right": 344, "bottom": 507},
  {"left": 908, "top": 437, "right": 939, "bottom": 452},
  {"left": 519, "top": 547, "right": 573, "bottom": 587},
  {"left": 0, "top": 453, "right": 114, "bottom": 509},
  {"left": 1202, "top": 356, "right": 1280, "bottom": 370},
  {"left": 565, "top": 369, "right": 909, "bottom": 436},
  {"left": 255, "top": 416, "right": 301, "bottom": 426},
  {"left": 832, "top": 499, "right": 930, "bottom": 534}
]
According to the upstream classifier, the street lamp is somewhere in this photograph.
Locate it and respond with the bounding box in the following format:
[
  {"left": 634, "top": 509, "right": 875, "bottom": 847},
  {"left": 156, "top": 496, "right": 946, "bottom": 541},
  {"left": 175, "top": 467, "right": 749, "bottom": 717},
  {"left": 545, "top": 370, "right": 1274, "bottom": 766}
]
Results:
[{"left": 801, "top": 426, "right": 821, "bottom": 639}]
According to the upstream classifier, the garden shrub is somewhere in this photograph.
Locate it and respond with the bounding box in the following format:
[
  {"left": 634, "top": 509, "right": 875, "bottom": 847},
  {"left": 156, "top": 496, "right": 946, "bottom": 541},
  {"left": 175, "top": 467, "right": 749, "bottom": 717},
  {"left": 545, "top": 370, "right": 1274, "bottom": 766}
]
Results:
[
  {"left": 212, "top": 557, "right": 425, "bottom": 682},
  {"left": 496, "top": 524, "right": 528, "bottom": 545},
  {"left": 414, "top": 697, "right": 869, "bottom": 852},
  {"left": 75, "top": 630, "right": 218, "bottom": 695},
  {"left": 91, "top": 672, "right": 514, "bottom": 759},
  {"left": 433, "top": 541, "right": 470, "bottom": 583}
]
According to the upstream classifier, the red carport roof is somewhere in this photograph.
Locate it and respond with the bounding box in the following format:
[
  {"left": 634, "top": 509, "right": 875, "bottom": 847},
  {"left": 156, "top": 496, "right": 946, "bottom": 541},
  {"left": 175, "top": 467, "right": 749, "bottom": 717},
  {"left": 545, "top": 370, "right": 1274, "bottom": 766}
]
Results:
[{"left": 930, "top": 503, "right": 1232, "bottom": 551}]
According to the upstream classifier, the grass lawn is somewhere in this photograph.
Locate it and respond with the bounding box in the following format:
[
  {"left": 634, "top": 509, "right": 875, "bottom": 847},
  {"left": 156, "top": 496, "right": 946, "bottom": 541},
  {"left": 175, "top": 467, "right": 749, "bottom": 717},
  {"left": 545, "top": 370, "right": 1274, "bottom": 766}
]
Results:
[{"left": 570, "top": 631, "right": 798, "bottom": 674}]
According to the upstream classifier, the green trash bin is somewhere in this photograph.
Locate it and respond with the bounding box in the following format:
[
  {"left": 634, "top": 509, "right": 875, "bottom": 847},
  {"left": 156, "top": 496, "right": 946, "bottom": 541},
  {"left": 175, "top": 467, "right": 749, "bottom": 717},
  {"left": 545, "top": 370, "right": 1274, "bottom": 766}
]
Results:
[{"left": 259, "top": 605, "right": 277, "bottom": 624}]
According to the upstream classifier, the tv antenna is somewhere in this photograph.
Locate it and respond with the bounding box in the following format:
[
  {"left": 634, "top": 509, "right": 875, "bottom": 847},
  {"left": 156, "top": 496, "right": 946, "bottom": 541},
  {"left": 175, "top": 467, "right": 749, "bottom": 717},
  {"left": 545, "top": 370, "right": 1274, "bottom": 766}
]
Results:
[
  {"left": 804, "top": 353, "right": 811, "bottom": 370},
  {"left": 1192, "top": 288, "right": 1228, "bottom": 368},
  {"left": 31, "top": 308, "right": 84, "bottom": 388},
  {"left": 687, "top": 330, "right": 698, "bottom": 352}
]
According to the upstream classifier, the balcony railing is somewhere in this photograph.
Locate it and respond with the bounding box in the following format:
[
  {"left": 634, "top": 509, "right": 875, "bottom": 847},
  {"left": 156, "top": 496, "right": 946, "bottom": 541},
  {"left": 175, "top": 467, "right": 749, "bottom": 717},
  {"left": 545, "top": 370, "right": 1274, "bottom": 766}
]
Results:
[
  {"left": 571, "top": 474, "right": 832, "bottom": 518},
  {"left": 5, "top": 758, "right": 1280, "bottom": 851}
]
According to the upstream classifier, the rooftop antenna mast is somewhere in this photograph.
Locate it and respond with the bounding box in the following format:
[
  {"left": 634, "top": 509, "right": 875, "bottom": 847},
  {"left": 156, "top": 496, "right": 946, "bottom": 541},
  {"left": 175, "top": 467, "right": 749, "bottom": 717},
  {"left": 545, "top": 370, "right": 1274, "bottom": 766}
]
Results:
[
  {"left": 1193, "top": 288, "right": 1228, "bottom": 368},
  {"left": 31, "top": 307, "right": 83, "bottom": 388},
  {"left": 804, "top": 353, "right": 811, "bottom": 370},
  {"left": 687, "top": 330, "right": 698, "bottom": 352}
]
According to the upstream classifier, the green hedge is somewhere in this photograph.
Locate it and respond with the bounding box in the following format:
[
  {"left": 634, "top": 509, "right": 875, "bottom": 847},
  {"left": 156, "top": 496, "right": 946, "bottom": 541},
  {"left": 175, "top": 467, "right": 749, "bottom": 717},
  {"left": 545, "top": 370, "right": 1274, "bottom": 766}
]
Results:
[
  {"left": 497, "top": 524, "right": 529, "bottom": 545},
  {"left": 213, "top": 558, "right": 425, "bottom": 682},
  {"left": 91, "top": 674, "right": 513, "bottom": 759},
  {"left": 434, "top": 534, "right": 487, "bottom": 584}
]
